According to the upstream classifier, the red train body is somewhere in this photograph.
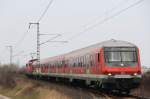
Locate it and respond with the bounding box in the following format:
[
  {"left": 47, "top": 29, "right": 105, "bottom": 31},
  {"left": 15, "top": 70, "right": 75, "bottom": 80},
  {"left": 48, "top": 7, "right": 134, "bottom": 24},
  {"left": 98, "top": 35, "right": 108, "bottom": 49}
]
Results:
[{"left": 26, "top": 39, "right": 142, "bottom": 93}]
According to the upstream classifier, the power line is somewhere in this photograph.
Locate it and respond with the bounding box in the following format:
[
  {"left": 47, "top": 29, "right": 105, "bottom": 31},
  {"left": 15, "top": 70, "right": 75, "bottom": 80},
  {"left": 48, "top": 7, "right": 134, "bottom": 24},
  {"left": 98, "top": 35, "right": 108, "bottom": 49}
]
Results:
[
  {"left": 14, "top": 29, "right": 30, "bottom": 48},
  {"left": 40, "top": 34, "right": 67, "bottom": 45},
  {"left": 67, "top": 0, "right": 144, "bottom": 41},
  {"left": 37, "top": 0, "right": 54, "bottom": 22},
  {"left": 82, "top": 0, "right": 130, "bottom": 28}
]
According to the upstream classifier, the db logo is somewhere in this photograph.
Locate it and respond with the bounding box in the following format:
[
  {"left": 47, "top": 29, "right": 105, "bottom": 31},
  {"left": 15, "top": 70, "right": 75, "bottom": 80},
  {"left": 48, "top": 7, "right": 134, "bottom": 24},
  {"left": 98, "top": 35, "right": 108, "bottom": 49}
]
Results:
[{"left": 121, "top": 72, "right": 125, "bottom": 75}]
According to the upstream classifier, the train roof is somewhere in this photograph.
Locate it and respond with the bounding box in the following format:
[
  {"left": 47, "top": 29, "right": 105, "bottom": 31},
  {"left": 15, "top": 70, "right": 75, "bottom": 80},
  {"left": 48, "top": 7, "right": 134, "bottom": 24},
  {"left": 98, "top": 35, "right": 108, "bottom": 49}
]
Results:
[
  {"left": 64, "top": 39, "right": 137, "bottom": 58},
  {"left": 37, "top": 39, "right": 137, "bottom": 64}
]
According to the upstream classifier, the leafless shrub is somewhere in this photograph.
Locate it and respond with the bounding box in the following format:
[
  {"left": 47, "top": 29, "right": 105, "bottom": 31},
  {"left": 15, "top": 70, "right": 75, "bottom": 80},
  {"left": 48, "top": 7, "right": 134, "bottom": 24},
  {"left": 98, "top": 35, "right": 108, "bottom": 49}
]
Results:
[
  {"left": 142, "top": 71, "right": 150, "bottom": 91},
  {"left": 0, "top": 64, "right": 19, "bottom": 88}
]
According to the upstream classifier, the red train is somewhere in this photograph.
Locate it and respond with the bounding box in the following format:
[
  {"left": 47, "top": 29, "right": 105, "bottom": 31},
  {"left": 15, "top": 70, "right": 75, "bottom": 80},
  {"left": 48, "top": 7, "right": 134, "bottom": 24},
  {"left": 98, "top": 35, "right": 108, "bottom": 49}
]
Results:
[{"left": 26, "top": 39, "right": 142, "bottom": 93}]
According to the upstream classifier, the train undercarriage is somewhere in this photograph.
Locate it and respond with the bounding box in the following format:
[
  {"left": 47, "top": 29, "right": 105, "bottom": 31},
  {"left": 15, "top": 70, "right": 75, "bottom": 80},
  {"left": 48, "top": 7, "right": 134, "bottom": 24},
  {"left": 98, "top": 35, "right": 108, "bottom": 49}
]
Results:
[{"left": 26, "top": 73, "right": 141, "bottom": 94}]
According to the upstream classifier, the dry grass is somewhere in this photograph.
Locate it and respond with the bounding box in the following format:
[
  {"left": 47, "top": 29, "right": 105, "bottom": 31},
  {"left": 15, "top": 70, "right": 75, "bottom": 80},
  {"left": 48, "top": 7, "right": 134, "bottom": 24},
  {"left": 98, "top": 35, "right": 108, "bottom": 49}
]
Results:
[
  {"left": 0, "top": 64, "right": 18, "bottom": 88},
  {"left": 0, "top": 74, "right": 93, "bottom": 99},
  {"left": 32, "top": 79, "right": 93, "bottom": 99}
]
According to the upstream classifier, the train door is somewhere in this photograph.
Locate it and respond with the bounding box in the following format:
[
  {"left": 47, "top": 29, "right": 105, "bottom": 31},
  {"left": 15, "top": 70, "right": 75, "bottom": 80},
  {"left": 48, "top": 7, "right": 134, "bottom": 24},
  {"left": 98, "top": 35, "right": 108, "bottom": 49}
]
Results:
[{"left": 96, "top": 52, "right": 100, "bottom": 74}]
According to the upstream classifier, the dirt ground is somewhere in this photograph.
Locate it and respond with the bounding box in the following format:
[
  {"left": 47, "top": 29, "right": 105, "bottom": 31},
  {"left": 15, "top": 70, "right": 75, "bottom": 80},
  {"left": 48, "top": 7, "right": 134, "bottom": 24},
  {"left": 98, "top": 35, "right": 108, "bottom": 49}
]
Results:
[{"left": 0, "top": 76, "right": 95, "bottom": 99}]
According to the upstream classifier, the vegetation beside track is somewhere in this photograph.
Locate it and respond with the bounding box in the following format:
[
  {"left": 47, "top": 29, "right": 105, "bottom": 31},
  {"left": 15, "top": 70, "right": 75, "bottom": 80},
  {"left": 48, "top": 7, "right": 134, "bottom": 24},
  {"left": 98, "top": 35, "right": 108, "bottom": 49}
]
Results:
[
  {"left": 0, "top": 64, "right": 93, "bottom": 99},
  {"left": 0, "top": 64, "right": 18, "bottom": 88},
  {"left": 132, "top": 70, "right": 150, "bottom": 98},
  {"left": 0, "top": 64, "right": 38, "bottom": 99},
  {"left": 0, "top": 75, "right": 96, "bottom": 99}
]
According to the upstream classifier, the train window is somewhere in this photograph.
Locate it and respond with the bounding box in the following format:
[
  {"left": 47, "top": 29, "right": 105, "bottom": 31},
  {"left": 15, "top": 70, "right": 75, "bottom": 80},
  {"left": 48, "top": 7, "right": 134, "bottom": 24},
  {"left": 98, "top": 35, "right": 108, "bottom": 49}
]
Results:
[
  {"left": 80, "top": 57, "right": 83, "bottom": 67},
  {"left": 74, "top": 58, "right": 76, "bottom": 67},
  {"left": 65, "top": 60, "right": 69, "bottom": 67},
  {"left": 80, "top": 57, "right": 82, "bottom": 67},
  {"left": 59, "top": 61, "right": 61, "bottom": 67},
  {"left": 62, "top": 60, "right": 65, "bottom": 66},
  {"left": 69, "top": 58, "right": 71, "bottom": 67},
  {"left": 73, "top": 63, "right": 75, "bottom": 67},
  {"left": 72, "top": 58, "right": 74, "bottom": 67},
  {"left": 89, "top": 54, "right": 95, "bottom": 66},
  {"left": 79, "top": 57, "right": 81, "bottom": 67},
  {"left": 78, "top": 58, "right": 79, "bottom": 66},
  {"left": 104, "top": 47, "right": 138, "bottom": 67},
  {"left": 98, "top": 53, "right": 100, "bottom": 63},
  {"left": 85, "top": 55, "right": 88, "bottom": 67},
  {"left": 83, "top": 56, "right": 86, "bottom": 67},
  {"left": 86, "top": 55, "right": 89, "bottom": 67},
  {"left": 76, "top": 57, "right": 77, "bottom": 66},
  {"left": 70, "top": 58, "right": 73, "bottom": 67},
  {"left": 73, "top": 58, "right": 75, "bottom": 67},
  {"left": 59, "top": 62, "right": 60, "bottom": 67},
  {"left": 78, "top": 57, "right": 80, "bottom": 66},
  {"left": 90, "top": 61, "right": 93, "bottom": 66},
  {"left": 82, "top": 56, "right": 84, "bottom": 67},
  {"left": 90, "top": 55, "right": 93, "bottom": 66},
  {"left": 77, "top": 57, "right": 79, "bottom": 66},
  {"left": 93, "top": 55, "right": 96, "bottom": 66}
]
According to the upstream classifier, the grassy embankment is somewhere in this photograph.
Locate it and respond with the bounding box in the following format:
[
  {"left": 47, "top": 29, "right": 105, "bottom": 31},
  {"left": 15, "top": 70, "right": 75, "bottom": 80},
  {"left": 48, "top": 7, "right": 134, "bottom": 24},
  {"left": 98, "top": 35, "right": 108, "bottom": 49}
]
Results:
[
  {"left": 0, "top": 65, "right": 38, "bottom": 99},
  {"left": 0, "top": 64, "right": 89, "bottom": 99}
]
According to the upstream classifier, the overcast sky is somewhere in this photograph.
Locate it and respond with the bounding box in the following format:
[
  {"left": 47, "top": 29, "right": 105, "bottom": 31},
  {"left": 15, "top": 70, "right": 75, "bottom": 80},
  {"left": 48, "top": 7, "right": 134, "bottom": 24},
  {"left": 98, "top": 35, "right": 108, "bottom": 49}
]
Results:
[{"left": 0, "top": 0, "right": 149, "bottom": 67}]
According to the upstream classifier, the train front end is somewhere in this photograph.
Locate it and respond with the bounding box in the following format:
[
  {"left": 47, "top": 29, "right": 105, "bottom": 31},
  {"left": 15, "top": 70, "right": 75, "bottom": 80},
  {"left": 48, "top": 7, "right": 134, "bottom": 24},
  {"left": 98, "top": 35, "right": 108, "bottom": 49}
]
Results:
[{"left": 101, "top": 47, "right": 142, "bottom": 92}]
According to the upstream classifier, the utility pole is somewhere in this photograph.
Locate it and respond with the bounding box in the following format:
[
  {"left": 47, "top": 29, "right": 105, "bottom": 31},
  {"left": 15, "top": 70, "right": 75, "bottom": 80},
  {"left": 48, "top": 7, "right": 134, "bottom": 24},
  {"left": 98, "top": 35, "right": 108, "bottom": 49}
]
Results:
[
  {"left": 7, "top": 46, "right": 13, "bottom": 65},
  {"left": 29, "top": 22, "right": 40, "bottom": 66},
  {"left": 29, "top": 22, "right": 68, "bottom": 73}
]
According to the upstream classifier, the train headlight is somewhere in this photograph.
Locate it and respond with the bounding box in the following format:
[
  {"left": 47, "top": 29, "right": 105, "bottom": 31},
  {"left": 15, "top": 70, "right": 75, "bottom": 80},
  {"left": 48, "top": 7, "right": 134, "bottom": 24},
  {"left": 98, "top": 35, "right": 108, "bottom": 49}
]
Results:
[
  {"left": 108, "top": 73, "right": 112, "bottom": 76},
  {"left": 134, "top": 73, "right": 137, "bottom": 76}
]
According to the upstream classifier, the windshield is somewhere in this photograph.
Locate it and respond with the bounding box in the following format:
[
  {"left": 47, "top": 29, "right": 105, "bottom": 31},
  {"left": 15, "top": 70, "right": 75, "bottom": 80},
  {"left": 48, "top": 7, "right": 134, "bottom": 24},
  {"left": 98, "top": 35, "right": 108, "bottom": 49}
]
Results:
[
  {"left": 105, "top": 51, "right": 137, "bottom": 62},
  {"left": 104, "top": 47, "right": 138, "bottom": 67}
]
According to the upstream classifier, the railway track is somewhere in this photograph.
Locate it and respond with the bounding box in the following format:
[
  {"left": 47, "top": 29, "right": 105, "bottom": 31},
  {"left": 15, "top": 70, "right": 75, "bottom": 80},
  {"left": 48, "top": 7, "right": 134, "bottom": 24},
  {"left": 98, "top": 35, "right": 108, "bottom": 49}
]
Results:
[
  {"left": 88, "top": 90, "right": 150, "bottom": 99},
  {"left": 77, "top": 87, "right": 111, "bottom": 99},
  {"left": 76, "top": 86, "right": 150, "bottom": 99},
  {"left": 127, "top": 94, "right": 150, "bottom": 99}
]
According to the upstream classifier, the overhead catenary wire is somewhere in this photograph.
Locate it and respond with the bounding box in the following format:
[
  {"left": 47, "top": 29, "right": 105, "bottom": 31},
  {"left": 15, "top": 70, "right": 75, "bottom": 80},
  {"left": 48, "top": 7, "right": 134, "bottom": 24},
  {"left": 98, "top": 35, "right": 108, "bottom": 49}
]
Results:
[
  {"left": 37, "top": 0, "right": 54, "bottom": 22},
  {"left": 82, "top": 0, "right": 131, "bottom": 28},
  {"left": 14, "top": 29, "right": 30, "bottom": 49},
  {"left": 67, "top": 0, "right": 144, "bottom": 41}
]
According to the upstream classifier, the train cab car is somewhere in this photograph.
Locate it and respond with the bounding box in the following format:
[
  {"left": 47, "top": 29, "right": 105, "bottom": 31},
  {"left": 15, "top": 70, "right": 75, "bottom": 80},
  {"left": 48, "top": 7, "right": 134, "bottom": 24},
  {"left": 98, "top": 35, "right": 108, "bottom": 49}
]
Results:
[{"left": 97, "top": 40, "right": 141, "bottom": 93}]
